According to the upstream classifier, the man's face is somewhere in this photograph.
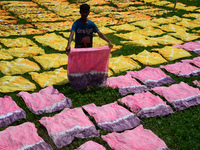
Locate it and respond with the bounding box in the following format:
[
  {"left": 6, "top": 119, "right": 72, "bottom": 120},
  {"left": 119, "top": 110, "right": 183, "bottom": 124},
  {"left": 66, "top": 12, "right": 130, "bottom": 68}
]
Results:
[{"left": 80, "top": 10, "right": 90, "bottom": 19}]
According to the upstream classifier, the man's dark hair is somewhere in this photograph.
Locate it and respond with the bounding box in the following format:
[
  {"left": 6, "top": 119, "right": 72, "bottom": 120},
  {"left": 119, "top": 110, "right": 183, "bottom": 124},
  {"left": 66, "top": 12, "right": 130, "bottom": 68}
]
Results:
[{"left": 80, "top": 4, "right": 90, "bottom": 12}]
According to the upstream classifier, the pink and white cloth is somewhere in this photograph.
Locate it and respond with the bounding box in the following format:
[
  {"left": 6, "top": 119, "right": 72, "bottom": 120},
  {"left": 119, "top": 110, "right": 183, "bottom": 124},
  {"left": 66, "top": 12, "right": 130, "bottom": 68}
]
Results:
[
  {"left": 118, "top": 92, "right": 173, "bottom": 118},
  {"left": 101, "top": 125, "right": 170, "bottom": 150},
  {"left": 152, "top": 82, "right": 200, "bottom": 111},
  {"left": 17, "top": 85, "right": 72, "bottom": 115},
  {"left": 193, "top": 80, "right": 200, "bottom": 87},
  {"left": 106, "top": 74, "right": 149, "bottom": 96},
  {"left": 82, "top": 102, "right": 140, "bottom": 132},
  {"left": 75, "top": 141, "right": 106, "bottom": 150},
  {"left": 67, "top": 46, "right": 110, "bottom": 90},
  {"left": 0, "top": 95, "right": 26, "bottom": 127},
  {"left": 181, "top": 56, "right": 200, "bottom": 68},
  {"left": 0, "top": 122, "right": 53, "bottom": 150},
  {"left": 160, "top": 62, "right": 200, "bottom": 78},
  {"left": 127, "top": 66, "right": 175, "bottom": 88},
  {"left": 39, "top": 107, "right": 99, "bottom": 148}
]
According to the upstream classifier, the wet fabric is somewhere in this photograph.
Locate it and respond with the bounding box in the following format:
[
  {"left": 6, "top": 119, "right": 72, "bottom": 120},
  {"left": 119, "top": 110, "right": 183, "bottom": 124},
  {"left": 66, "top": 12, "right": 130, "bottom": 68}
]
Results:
[
  {"left": 101, "top": 125, "right": 170, "bottom": 150},
  {"left": 169, "top": 31, "right": 199, "bottom": 41},
  {"left": 106, "top": 74, "right": 149, "bottom": 96},
  {"left": 67, "top": 46, "right": 110, "bottom": 90},
  {"left": 39, "top": 107, "right": 99, "bottom": 148},
  {"left": 0, "top": 95, "right": 26, "bottom": 127},
  {"left": 193, "top": 80, "right": 200, "bottom": 87},
  {"left": 131, "top": 20, "right": 159, "bottom": 28},
  {"left": 127, "top": 66, "right": 175, "bottom": 88},
  {"left": 0, "top": 50, "right": 13, "bottom": 60},
  {"left": 0, "top": 122, "right": 53, "bottom": 150},
  {"left": 121, "top": 38, "right": 159, "bottom": 47},
  {"left": 75, "top": 141, "right": 106, "bottom": 150},
  {"left": 134, "top": 27, "right": 164, "bottom": 37},
  {"left": 151, "top": 35, "right": 183, "bottom": 45},
  {"left": 158, "top": 24, "right": 187, "bottom": 32},
  {"left": 118, "top": 92, "right": 173, "bottom": 118},
  {"left": 110, "top": 24, "right": 139, "bottom": 31},
  {"left": 0, "top": 37, "right": 36, "bottom": 47},
  {"left": 181, "top": 56, "right": 200, "bottom": 68},
  {"left": 82, "top": 102, "right": 140, "bottom": 132},
  {"left": 114, "top": 32, "right": 147, "bottom": 41},
  {"left": 17, "top": 85, "right": 72, "bottom": 115},
  {"left": 160, "top": 62, "right": 200, "bottom": 78},
  {"left": 152, "top": 82, "right": 200, "bottom": 111}
]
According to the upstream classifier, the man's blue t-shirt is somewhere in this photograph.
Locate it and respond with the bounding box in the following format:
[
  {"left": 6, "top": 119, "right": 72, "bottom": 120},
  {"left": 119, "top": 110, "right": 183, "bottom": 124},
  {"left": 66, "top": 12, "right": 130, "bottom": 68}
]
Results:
[{"left": 71, "top": 19, "right": 99, "bottom": 48}]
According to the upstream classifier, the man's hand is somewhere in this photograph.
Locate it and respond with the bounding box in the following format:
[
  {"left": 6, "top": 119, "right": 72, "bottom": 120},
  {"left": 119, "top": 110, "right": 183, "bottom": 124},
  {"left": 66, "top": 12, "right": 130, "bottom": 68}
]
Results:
[
  {"left": 66, "top": 46, "right": 71, "bottom": 53},
  {"left": 108, "top": 42, "right": 113, "bottom": 49}
]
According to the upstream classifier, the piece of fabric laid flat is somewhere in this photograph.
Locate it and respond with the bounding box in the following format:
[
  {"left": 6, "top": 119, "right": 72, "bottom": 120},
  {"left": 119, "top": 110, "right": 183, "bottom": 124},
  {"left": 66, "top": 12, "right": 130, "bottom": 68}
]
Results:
[
  {"left": 0, "top": 122, "right": 53, "bottom": 150},
  {"left": 67, "top": 46, "right": 110, "bottom": 90},
  {"left": 119, "top": 92, "right": 173, "bottom": 118},
  {"left": 106, "top": 74, "right": 149, "bottom": 96},
  {"left": 152, "top": 82, "right": 200, "bottom": 111},
  {"left": 82, "top": 102, "right": 140, "bottom": 132},
  {"left": 39, "top": 107, "right": 99, "bottom": 148},
  {"left": 0, "top": 95, "right": 26, "bottom": 127},
  {"left": 101, "top": 125, "right": 170, "bottom": 150},
  {"left": 193, "top": 80, "right": 200, "bottom": 87},
  {"left": 75, "top": 141, "right": 106, "bottom": 150},
  {"left": 127, "top": 66, "right": 175, "bottom": 88},
  {"left": 160, "top": 62, "right": 200, "bottom": 78},
  {"left": 17, "top": 85, "right": 72, "bottom": 115},
  {"left": 181, "top": 56, "right": 200, "bottom": 68},
  {"left": 169, "top": 31, "right": 199, "bottom": 41}
]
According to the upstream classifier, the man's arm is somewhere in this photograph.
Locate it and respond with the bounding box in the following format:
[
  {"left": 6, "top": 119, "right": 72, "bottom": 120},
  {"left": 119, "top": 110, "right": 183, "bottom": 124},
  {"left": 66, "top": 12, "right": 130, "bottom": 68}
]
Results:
[
  {"left": 97, "top": 31, "right": 113, "bottom": 49},
  {"left": 66, "top": 31, "right": 75, "bottom": 53}
]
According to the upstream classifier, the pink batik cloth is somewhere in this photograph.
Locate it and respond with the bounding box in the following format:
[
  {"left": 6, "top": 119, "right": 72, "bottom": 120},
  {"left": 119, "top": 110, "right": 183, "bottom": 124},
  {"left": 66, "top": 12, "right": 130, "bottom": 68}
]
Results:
[
  {"left": 0, "top": 122, "right": 53, "bottom": 150},
  {"left": 118, "top": 92, "right": 173, "bottom": 118},
  {"left": 17, "top": 85, "right": 72, "bottom": 115},
  {"left": 67, "top": 46, "right": 110, "bottom": 90},
  {"left": 181, "top": 56, "right": 200, "bottom": 68},
  {"left": 152, "top": 82, "right": 200, "bottom": 111},
  {"left": 101, "top": 125, "right": 170, "bottom": 150},
  {"left": 193, "top": 80, "right": 200, "bottom": 87},
  {"left": 106, "top": 74, "right": 149, "bottom": 95},
  {"left": 39, "top": 107, "right": 99, "bottom": 148},
  {"left": 127, "top": 66, "right": 175, "bottom": 88},
  {"left": 0, "top": 95, "right": 26, "bottom": 127},
  {"left": 160, "top": 62, "right": 200, "bottom": 78},
  {"left": 75, "top": 141, "right": 106, "bottom": 150},
  {"left": 82, "top": 102, "right": 140, "bottom": 132}
]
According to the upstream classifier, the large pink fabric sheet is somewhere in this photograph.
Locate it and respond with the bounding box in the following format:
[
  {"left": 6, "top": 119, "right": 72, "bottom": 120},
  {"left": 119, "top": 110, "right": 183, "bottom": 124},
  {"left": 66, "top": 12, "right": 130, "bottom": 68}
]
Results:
[
  {"left": 82, "top": 102, "right": 140, "bottom": 132},
  {"left": 106, "top": 74, "right": 149, "bottom": 95},
  {"left": 152, "top": 82, "right": 200, "bottom": 110},
  {"left": 101, "top": 125, "right": 170, "bottom": 150},
  {"left": 39, "top": 107, "right": 99, "bottom": 148},
  {"left": 181, "top": 56, "right": 200, "bottom": 68},
  {"left": 160, "top": 62, "right": 200, "bottom": 78},
  {"left": 17, "top": 85, "right": 72, "bottom": 115},
  {"left": 0, "top": 95, "right": 26, "bottom": 127},
  {"left": 127, "top": 66, "right": 175, "bottom": 88},
  {"left": 118, "top": 92, "right": 173, "bottom": 118},
  {"left": 75, "top": 141, "right": 106, "bottom": 150},
  {"left": 67, "top": 46, "right": 110, "bottom": 90},
  {"left": 0, "top": 122, "right": 53, "bottom": 150}
]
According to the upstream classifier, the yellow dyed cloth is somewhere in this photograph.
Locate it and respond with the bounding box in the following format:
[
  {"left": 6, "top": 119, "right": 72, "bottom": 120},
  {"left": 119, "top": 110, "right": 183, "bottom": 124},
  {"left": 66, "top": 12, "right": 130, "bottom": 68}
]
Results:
[
  {"left": 151, "top": 1, "right": 170, "bottom": 6},
  {"left": 109, "top": 55, "right": 141, "bottom": 73},
  {"left": 152, "top": 17, "right": 180, "bottom": 24},
  {"left": 152, "top": 46, "right": 191, "bottom": 61},
  {"left": 135, "top": 27, "right": 164, "bottom": 36},
  {"left": 131, "top": 20, "right": 159, "bottom": 28},
  {"left": 29, "top": 67, "right": 69, "bottom": 88},
  {"left": 151, "top": 35, "right": 183, "bottom": 45},
  {"left": 169, "top": 31, "right": 199, "bottom": 41},
  {"left": 0, "top": 58, "right": 40, "bottom": 75},
  {"left": 0, "top": 38, "right": 36, "bottom": 48},
  {"left": 98, "top": 27, "right": 116, "bottom": 34},
  {"left": 33, "top": 33, "right": 68, "bottom": 51},
  {"left": 183, "top": 13, "right": 200, "bottom": 19},
  {"left": 176, "top": 20, "right": 200, "bottom": 29},
  {"left": 110, "top": 24, "right": 139, "bottom": 31},
  {"left": 114, "top": 32, "right": 147, "bottom": 41},
  {"left": 108, "top": 69, "right": 113, "bottom": 77},
  {"left": 121, "top": 38, "right": 159, "bottom": 47},
  {"left": 33, "top": 53, "right": 68, "bottom": 70},
  {"left": 0, "top": 76, "right": 36, "bottom": 93},
  {"left": 0, "top": 51, "right": 13, "bottom": 60},
  {"left": 120, "top": 13, "right": 152, "bottom": 23},
  {"left": 158, "top": 24, "right": 187, "bottom": 32},
  {"left": 128, "top": 50, "right": 167, "bottom": 65}
]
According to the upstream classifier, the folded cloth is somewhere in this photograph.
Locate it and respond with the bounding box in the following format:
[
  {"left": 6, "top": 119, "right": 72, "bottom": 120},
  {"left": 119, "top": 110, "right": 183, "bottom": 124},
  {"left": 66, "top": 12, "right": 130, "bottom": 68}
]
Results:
[
  {"left": 75, "top": 141, "right": 106, "bottom": 150},
  {"left": 17, "top": 85, "right": 72, "bottom": 115},
  {"left": 193, "top": 80, "right": 200, "bottom": 87},
  {"left": 39, "top": 107, "right": 99, "bottom": 148},
  {"left": 181, "top": 56, "right": 200, "bottom": 68},
  {"left": 0, "top": 122, "right": 53, "bottom": 150},
  {"left": 82, "top": 102, "right": 140, "bottom": 132},
  {"left": 152, "top": 82, "right": 200, "bottom": 111},
  {"left": 67, "top": 46, "right": 110, "bottom": 90},
  {"left": 118, "top": 92, "right": 173, "bottom": 118},
  {"left": 101, "top": 125, "right": 170, "bottom": 150},
  {"left": 0, "top": 96, "right": 26, "bottom": 127}
]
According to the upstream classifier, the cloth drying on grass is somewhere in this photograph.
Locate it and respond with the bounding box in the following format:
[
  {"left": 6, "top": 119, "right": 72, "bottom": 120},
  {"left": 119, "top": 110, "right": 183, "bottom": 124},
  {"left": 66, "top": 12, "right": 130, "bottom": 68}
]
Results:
[
  {"left": 83, "top": 102, "right": 140, "bottom": 132},
  {"left": 127, "top": 66, "right": 175, "bottom": 88},
  {"left": 121, "top": 38, "right": 159, "bottom": 47},
  {"left": 151, "top": 46, "right": 191, "bottom": 61},
  {"left": 101, "top": 125, "right": 170, "bottom": 150},
  {"left": 152, "top": 82, "right": 200, "bottom": 111},
  {"left": 29, "top": 67, "right": 69, "bottom": 88},
  {"left": 158, "top": 24, "right": 188, "bottom": 33},
  {"left": 39, "top": 107, "right": 99, "bottom": 148},
  {"left": 68, "top": 46, "right": 110, "bottom": 90},
  {"left": 0, "top": 76, "right": 36, "bottom": 93},
  {"left": 151, "top": 35, "right": 183, "bottom": 45},
  {"left": 110, "top": 24, "right": 139, "bottom": 31},
  {"left": 0, "top": 50, "right": 13, "bottom": 60},
  {"left": 75, "top": 141, "right": 106, "bottom": 150},
  {"left": 106, "top": 74, "right": 149, "bottom": 96},
  {"left": 134, "top": 27, "right": 164, "bottom": 37},
  {"left": 160, "top": 62, "right": 200, "bottom": 78},
  {"left": 17, "top": 85, "right": 72, "bottom": 115},
  {"left": 183, "top": 13, "right": 200, "bottom": 19},
  {"left": 152, "top": 17, "right": 180, "bottom": 24},
  {"left": 181, "top": 56, "right": 200, "bottom": 68},
  {"left": 176, "top": 19, "right": 200, "bottom": 29},
  {"left": 114, "top": 32, "right": 147, "bottom": 41},
  {"left": 0, "top": 58, "right": 40, "bottom": 75},
  {"left": 0, "top": 37, "right": 36, "bottom": 47},
  {"left": 169, "top": 31, "right": 199, "bottom": 41},
  {"left": 0, "top": 95, "right": 26, "bottom": 127},
  {"left": 0, "top": 122, "right": 53, "bottom": 150},
  {"left": 118, "top": 92, "right": 173, "bottom": 118},
  {"left": 33, "top": 53, "right": 68, "bottom": 70},
  {"left": 131, "top": 20, "right": 159, "bottom": 28},
  {"left": 98, "top": 26, "right": 116, "bottom": 34},
  {"left": 193, "top": 80, "right": 200, "bottom": 87}
]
